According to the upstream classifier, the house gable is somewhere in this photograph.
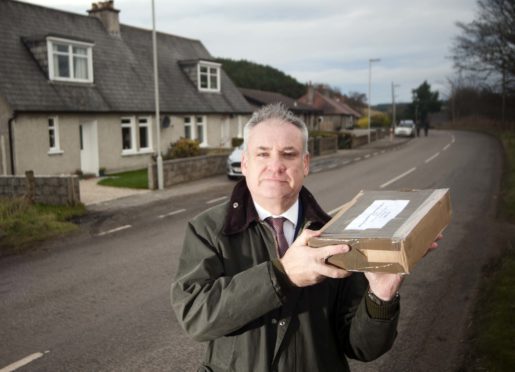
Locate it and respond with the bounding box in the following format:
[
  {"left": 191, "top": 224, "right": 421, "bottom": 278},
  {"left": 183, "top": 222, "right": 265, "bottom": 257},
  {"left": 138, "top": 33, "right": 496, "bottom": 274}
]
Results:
[
  {"left": 239, "top": 88, "right": 321, "bottom": 115},
  {"left": 299, "top": 90, "right": 361, "bottom": 118}
]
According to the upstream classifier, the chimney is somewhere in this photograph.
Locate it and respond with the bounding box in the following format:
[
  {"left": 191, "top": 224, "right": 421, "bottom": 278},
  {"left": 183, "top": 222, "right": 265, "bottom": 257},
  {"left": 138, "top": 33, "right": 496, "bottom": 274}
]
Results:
[
  {"left": 307, "top": 81, "right": 314, "bottom": 105},
  {"left": 88, "top": 1, "right": 121, "bottom": 38}
]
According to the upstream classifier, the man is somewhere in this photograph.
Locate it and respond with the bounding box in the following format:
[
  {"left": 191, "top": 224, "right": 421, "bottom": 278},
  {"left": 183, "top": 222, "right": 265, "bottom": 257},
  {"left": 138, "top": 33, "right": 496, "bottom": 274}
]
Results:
[
  {"left": 422, "top": 117, "right": 430, "bottom": 137},
  {"left": 172, "top": 103, "right": 439, "bottom": 371}
]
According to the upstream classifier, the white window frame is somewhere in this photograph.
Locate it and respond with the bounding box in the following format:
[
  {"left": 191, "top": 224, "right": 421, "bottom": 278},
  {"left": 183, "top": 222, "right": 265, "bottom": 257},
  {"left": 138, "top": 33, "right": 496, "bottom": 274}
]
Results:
[
  {"left": 137, "top": 116, "right": 153, "bottom": 152},
  {"left": 183, "top": 115, "right": 207, "bottom": 147},
  {"left": 184, "top": 116, "right": 193, "bottom": 140},
  {"left": 195, "top": 115, "right": 207, "bottom": 147},
  {"left": 197, "top": 61, "right": 221, "bottom": 92},
  {"left": 48, "top": 116, "right": 63, "bottom": 155},
  {"left": 121, "top": 117, "right": 137, "bottom": 155},
  {"left": 47, "top": 37, "right": 94, "bottom": 83},
  {"left": 121, "top": 116, "right": 154, "bottom": 155}
]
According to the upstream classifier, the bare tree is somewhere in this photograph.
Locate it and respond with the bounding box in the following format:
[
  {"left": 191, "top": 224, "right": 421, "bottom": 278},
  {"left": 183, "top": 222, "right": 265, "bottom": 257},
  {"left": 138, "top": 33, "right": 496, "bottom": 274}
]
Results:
[
  {"left": 344, "top": 91, "right": 368, "bottom": 110},
  {"left": 312, "top": 83, "right": 342, "bottom": 98},
  {"left": 452, "top": 0, "right": 515, "bottom": 124}
]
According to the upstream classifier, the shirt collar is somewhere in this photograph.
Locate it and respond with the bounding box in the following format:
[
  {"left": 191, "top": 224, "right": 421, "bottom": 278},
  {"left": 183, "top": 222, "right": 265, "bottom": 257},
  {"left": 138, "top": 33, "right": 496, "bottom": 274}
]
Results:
[
  {"left": 222, "top": 179, "right": 331, "bottom": 236},
  {"left": 254, "top": 199, "right": 299, "bottom": 227}
]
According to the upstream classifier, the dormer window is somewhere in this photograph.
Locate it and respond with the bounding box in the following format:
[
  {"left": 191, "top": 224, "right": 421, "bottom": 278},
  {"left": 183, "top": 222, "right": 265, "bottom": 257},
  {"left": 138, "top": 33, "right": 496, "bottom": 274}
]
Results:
[
  {"left": 198, "top": 61, "right": 220, "bottom": 92},
  {"left": 47, "top": 37, "right": 94, "bottom": 83}
]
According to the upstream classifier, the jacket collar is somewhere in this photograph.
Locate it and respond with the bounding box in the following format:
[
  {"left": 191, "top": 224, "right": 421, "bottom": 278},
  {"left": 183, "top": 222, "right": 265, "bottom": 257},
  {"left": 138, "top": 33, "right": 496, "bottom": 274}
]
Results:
[{"left": 223, "top": 179, "right": 331, "bottom": 235}]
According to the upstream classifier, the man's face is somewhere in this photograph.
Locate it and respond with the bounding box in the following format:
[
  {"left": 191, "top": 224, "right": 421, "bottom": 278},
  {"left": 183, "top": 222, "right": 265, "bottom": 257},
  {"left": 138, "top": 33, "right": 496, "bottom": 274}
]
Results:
[{"left": 241, "top": 119, "right": 309, "bottom": 212}]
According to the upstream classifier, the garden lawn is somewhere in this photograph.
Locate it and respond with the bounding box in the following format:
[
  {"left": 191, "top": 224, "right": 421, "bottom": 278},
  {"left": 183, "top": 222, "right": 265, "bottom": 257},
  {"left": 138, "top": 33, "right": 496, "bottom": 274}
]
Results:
[{"left": 98, "top": 169, "right": 148, "bottom": 189}]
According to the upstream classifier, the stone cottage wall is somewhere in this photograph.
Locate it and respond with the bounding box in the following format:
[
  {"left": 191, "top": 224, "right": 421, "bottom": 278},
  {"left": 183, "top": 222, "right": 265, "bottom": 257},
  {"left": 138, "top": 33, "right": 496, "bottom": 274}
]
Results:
[
  {"left": 0, "top": 173, "right": 80, "bottom": 205},
  {"left": 148, "top": 154, "right": 228, "bottom": 189}
]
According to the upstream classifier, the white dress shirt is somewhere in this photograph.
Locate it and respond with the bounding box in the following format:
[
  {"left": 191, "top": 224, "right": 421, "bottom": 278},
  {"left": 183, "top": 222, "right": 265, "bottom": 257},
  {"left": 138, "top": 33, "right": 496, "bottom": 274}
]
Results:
[{"left": 254, "top": 199, "right": 299, "bottom": 246}]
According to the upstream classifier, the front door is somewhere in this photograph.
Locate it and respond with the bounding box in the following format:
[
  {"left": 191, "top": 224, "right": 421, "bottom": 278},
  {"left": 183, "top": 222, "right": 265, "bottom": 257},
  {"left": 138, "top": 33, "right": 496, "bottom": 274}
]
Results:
[{"left": 80, "top": 121, "right": 99, "bottom": 176}]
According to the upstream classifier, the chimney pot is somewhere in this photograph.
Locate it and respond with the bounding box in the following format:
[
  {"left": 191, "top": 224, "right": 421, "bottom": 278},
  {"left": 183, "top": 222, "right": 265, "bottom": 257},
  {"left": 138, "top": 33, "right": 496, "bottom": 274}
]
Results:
[{"left": 88, "top": 1, "right": 121, "bottom": 38}]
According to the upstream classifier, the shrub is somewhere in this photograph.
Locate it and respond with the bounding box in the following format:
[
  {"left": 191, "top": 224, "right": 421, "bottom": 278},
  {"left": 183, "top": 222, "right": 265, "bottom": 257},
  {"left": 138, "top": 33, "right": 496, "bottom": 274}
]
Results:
[
  {"left": 232, "top": 137, "right": 244, "bottom": 147},
  {"left": 309, "top": 130, "right": 338, "bottom": 138},
  {"left": 357, "top": 113, "right": 391, "bottom": 128},
  {"left": 166, "top": 138, "right": 201, "bottom": 159}
]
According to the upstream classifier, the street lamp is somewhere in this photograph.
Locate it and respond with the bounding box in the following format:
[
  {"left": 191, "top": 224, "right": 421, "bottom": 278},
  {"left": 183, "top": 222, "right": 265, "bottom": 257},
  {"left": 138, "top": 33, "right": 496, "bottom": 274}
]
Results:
[
  {"left": 152, "top": 0, "right": 164, "bottom": 190},
  {"left": 391, "top": 82, "right": 400, "bottom": 131},
  {"left": 368, "top": 58, "right": 380, "bottom": 144}
]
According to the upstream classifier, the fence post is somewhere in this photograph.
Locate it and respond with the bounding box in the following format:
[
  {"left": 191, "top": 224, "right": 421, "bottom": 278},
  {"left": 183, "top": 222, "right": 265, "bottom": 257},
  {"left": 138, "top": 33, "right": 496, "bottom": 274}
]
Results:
[{"left": 25, "top": 170, "right": 35, "bottom": 203}]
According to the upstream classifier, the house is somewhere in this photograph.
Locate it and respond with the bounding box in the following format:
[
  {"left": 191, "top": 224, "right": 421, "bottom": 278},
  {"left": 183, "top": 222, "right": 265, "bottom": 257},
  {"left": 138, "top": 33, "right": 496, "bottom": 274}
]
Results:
[
  {"left": 298, "top": 86, "right": 362, "bottom": 131},
  {"left": 0, "top": 0, "right": 253, "bottom": 176},
  {"left": 239, "top": 88, "right": 323, "bottom": 130}
]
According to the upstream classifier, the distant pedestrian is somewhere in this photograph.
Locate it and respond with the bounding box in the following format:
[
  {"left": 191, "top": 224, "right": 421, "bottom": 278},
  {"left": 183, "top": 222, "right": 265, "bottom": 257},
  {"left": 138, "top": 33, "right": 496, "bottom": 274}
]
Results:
[{"left": 422, "top": 118, "right": 429, "bottom": 137}]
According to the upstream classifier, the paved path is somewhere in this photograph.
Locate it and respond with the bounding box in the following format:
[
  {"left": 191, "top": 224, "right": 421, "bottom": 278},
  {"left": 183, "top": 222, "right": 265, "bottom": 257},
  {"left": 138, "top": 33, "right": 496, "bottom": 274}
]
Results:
[{"left": 79, "top": 178, "right": 149, "bottom": 206}]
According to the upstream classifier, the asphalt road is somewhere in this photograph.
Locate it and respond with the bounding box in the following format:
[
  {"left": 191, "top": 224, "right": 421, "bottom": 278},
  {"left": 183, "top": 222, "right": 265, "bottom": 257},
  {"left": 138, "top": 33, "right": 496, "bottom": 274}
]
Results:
[{"left": 0, "top": 130, "right": 504, "bottom": 371}]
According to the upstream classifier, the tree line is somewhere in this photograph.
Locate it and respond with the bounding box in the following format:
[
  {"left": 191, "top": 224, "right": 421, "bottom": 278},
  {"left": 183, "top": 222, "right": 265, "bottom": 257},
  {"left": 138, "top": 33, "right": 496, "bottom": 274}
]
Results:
[
  {"left": 450, "top": 0, "right": 515, "bottom": 127},
  {"left": 215, "top": 58, "right": 306, "bottom": 99},
  {"left": 216, "top": 58, "right": 443, "bottom": 129}
]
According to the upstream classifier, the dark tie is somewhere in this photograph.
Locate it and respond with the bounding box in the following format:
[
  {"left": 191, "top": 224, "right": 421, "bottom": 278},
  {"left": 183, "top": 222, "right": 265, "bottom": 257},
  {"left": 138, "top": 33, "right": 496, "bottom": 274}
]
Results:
[{"left": 266, "top": 217, "right": 289, "bottom": 257}]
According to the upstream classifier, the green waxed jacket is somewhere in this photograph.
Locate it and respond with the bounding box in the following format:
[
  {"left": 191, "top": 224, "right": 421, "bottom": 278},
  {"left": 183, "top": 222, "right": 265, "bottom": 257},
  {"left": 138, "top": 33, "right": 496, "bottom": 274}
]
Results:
[{"left": 171, "top": 180, "right": 399, "bottom": 372}]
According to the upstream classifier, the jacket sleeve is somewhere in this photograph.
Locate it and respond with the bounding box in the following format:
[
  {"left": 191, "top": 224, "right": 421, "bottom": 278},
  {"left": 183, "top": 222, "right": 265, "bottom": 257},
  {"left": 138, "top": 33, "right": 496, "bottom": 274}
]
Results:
[
  {"left": 171, "top": 221, "right": 285, "bottom": 342},
  {"left": 336, "top": 273, "right": 399, "bottom": 362}
]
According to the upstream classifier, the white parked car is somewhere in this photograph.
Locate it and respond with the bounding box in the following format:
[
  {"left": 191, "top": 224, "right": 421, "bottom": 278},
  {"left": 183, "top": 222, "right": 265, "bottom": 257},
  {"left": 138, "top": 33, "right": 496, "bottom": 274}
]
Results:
[
  {"left": 226, "top": 144, "right": 244, "bottom": 179},
  {"left": 394, "top": 120, "right": 416, "bottom": 137}
]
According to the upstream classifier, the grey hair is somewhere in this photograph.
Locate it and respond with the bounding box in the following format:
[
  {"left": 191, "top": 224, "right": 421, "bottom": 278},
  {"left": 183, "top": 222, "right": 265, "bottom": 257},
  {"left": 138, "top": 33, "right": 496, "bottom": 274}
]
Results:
[{"left": 243, "top": 103, "right": 309, "bottom": 154}]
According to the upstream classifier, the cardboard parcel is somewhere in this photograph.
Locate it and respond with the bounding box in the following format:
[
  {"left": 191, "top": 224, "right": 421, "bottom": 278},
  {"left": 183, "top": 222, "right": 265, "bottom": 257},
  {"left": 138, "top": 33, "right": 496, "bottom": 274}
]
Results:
[{"left": 308, "top": 189, "right": 452, "bottom": 274}]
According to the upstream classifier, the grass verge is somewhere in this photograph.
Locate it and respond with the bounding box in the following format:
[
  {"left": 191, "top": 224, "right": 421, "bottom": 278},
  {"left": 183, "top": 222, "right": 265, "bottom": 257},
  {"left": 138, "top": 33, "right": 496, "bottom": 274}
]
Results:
[
  {"left": 464, "top": 128, "right": 515, "bottom": 370},
  {"left": 0, "top": 197, "right": 86, "bottom": 254},
  {"left": 469, "top": 242, "right": 515, "bottom": 371},
  {"left": 97, "top": 169, "right": 148, "bottom": 189},
  {"left": 499, "top": 132, "right": 515, "bottom": 223}
]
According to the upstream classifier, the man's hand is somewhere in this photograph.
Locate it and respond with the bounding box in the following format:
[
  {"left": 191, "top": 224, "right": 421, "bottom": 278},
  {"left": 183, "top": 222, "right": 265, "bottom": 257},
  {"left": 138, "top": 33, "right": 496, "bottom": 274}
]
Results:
[
  {"left": 365, "top": 234, "right": 444, "bottom": 300},
  {"left": 280, "top": 229, "right": 351, "bottom": 287},
  {"left": 425, "top": 233, "right": 443, "bottom": 256}
]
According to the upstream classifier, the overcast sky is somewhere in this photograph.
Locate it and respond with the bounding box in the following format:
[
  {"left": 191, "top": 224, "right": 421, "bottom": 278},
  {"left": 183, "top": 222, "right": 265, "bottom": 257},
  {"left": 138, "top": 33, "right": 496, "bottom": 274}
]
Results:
[{"left": 22, "top": 0, "right": 477, "bottom": 104}]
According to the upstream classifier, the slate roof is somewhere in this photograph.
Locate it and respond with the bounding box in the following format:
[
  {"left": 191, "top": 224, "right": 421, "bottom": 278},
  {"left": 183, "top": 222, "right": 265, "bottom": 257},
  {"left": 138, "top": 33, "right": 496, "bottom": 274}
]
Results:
[
  {"left": 0, "top": 0, "right": 253, "bottom": 114},
  {"left": 298, "top": 90, "right": 362, "bottom": 118},
  {"left": 239, "top": 88, "right": 322, "bottom": 115}
]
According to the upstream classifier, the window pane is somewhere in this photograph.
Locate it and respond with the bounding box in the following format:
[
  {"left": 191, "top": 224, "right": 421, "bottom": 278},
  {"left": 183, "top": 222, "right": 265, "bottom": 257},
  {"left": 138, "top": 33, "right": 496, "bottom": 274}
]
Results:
[
  {"left": 196, "top": 116, "right": 203, "bottom": 123},
  {"left": 48, "top": 118, "right": 55, "bottom": 148},
  {"left": 210, "top": 74, "right": 218, "bottom": 89},
  {"left": 73, "top": 46, "right": 87, "bottom": 56},
  {"left": 184, "top": 126, "right": 191, "bottom": 139},
  {"left": 200, "top": 66, "right": 208, "bottom": 73},
  {"left": 54, "top": 44, "right": 68, "bottom": 53},
  {"left": 139, "top": 126, "right": 148, "bottom": 148},
  {"left": 49, "top": 129, "right": 55, "bottom": 148},
  {"left": 197, "top": 125, "right": 204, "bottom": 143},
  {"left": 55, "top": 54, "right": 70, "bottom": 78},
  {"left": 74, "top": 56, "right": 88, "bottom": 79},
  {"left": 184, "top": 117, "right": 191, "bottom": 123},
  {"left": 209, "top": 67, "right": 217, "bottom": 74},
  {"left": 200, "top": 74, "right": 208, "bottom": 88},
  {"left": 79, "top": 125, "right": 83, "bottom": 150},
  {"left": 122, "top": 127, "right": 132, "bottom": 150}
]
